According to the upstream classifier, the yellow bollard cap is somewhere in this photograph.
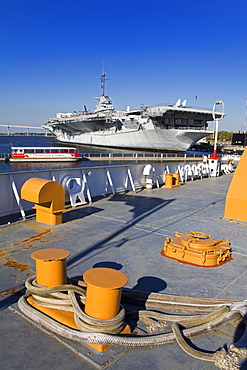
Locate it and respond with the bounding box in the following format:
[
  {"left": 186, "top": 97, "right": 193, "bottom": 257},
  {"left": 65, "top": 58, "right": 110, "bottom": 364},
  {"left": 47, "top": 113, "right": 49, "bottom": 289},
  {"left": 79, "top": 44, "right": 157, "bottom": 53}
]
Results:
[
  {"left": 31, "top": 248, "right": 70, "bottom": 261},
  {"left": 83, "top": 267, "right": 128, "bottom": 289}
]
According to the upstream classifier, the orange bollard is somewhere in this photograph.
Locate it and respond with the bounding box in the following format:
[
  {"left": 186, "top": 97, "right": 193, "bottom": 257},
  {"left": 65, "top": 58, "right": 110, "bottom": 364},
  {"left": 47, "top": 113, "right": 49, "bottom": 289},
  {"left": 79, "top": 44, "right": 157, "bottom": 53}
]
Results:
[
  {"left": 26, "top": 262, "right": 130, "bottom": 351},
  {"left": 162, "top": 173, "right": 181, "bottom": 188},
  {"left": 83, "top": 267, "right": 128, "bottom": 319},
  {"left": 163, "top": 173, "right": 173, "bottom": 187},
  {"left": 28, "top": 247, "right": 79, "bottom": 330},
  {"left": 173, "top": 173, "right": 180, "bottom": 186},
  {"left": 31, "top": 248, "right": 70, "bottom": 287},
  {"left": 83, "top": 267, "right": 129, "bottom": 351}
]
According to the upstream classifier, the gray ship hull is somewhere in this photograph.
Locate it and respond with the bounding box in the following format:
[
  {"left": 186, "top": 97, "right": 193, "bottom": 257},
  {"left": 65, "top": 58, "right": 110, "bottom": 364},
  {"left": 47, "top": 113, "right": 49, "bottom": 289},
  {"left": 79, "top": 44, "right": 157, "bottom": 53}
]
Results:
[{"left": 52, "top": 127, "right": 212, "bottom": 152}]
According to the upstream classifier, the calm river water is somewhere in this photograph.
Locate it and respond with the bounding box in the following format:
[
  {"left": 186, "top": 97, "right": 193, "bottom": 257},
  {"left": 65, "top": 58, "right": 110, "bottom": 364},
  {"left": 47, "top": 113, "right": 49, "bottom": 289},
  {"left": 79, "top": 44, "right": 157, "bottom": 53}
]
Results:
[{"left": 0, "top": 135, "right": 166, "bottom": 173}]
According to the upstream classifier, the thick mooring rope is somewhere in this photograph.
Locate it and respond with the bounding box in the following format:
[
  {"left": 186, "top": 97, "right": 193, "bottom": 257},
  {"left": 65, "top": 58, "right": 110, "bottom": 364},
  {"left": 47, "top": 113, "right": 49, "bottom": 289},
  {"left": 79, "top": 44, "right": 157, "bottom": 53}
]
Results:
[
  {"left": 25, "top": 275, "right": 125, "bottom": 334},
  {"left": 19, "top": 275, "right": 247, "bottom": 369},
  {"left": 172, "top": 323, "right": 247, "bottom": 369}
]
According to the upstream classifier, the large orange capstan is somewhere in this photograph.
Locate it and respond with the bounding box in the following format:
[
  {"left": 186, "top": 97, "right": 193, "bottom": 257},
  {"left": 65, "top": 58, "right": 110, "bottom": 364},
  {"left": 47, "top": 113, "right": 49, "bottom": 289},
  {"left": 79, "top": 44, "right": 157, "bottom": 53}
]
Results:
[{"left": 161, "top": 231, "right": 231, "bottom": 267}]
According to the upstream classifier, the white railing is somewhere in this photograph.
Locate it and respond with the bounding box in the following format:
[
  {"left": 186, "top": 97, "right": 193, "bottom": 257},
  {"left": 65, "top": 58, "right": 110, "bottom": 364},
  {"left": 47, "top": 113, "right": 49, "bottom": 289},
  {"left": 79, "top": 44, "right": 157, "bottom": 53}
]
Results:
[
  {"left": 82, "top": 152, "right": 203, "bottom": 159},
  {"left": 2, "top": 156, "right": 229, "bottom": 222},
  {"left": 0, "top": 161, "right": 193, "bottom": 220}
]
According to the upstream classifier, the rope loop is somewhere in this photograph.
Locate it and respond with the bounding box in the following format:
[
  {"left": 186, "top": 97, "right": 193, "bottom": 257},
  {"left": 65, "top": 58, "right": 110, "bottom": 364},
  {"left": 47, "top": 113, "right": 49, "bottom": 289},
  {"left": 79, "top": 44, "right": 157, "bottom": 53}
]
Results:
[{"left": 26, "top": 275, "right": 125, "bottom": 334}]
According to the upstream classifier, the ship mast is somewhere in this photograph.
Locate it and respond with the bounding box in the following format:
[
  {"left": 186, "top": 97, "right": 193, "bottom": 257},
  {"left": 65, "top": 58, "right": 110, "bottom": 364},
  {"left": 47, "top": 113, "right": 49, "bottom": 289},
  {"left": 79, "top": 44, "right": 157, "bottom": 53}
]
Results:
[
  {"left": 100, "top": 70, "right": 109, "bottom": 96},
  {"left": 93, "top": 70, "right": 114, "bottom": 112},
  {"left": 101, "top": 72, "right": 106, "bottom": 96}
]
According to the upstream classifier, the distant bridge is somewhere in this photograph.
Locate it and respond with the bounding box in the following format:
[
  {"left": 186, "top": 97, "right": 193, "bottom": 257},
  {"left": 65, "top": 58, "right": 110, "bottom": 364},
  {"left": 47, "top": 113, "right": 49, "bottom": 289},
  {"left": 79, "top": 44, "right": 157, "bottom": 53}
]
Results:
[{"left": 0, "top": 124, "right": 47, "bottom": 135}]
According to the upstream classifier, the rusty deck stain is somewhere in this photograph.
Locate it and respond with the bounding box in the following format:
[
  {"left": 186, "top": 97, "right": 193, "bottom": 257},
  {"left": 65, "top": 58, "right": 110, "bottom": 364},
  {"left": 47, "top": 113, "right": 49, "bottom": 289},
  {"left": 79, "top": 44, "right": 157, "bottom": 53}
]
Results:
[
  {"left": 3, "top": 257, "right": 31, "bottom": 274},
  {"left": 0, "top": 229, "right": 53, "bottom": 260},
  {"left": 12, "top": 229, "right": 53, "bottom": 247},
  {"left": 0, "top": 228, "right": 54, "bottom": 277}
]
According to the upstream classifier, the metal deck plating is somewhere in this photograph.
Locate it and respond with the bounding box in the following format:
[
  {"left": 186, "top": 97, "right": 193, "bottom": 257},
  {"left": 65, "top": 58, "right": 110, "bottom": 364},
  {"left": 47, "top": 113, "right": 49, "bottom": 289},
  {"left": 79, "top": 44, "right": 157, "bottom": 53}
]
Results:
[{"left": 1, "top": 174, "right": 247, "bottom": 369}]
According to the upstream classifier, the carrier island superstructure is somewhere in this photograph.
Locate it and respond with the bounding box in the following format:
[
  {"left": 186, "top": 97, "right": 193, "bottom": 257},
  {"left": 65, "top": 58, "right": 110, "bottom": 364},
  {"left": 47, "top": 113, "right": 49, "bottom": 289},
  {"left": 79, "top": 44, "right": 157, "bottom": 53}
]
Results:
[{"left": 43, "top": 73, "right": 223, "bottom": 152}]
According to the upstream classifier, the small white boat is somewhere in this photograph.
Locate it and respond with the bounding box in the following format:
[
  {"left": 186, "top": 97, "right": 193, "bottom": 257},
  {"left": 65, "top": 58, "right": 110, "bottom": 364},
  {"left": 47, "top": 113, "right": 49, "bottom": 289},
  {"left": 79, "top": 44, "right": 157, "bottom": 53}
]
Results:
[{"left": 6, "top": 146, "right": 83, "bottom": 162}]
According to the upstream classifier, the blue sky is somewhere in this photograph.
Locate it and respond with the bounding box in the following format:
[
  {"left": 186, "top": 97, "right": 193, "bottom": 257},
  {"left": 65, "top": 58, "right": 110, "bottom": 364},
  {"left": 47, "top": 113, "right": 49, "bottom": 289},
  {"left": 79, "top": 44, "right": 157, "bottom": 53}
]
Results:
[{"left": 0, "top": 0, "right": 246, "bottom": 133}]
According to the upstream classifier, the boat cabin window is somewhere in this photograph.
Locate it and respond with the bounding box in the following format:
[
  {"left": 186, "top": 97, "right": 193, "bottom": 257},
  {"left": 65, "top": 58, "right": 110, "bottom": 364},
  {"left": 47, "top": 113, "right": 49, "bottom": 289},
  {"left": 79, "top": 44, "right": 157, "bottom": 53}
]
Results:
[
  {"left": 36, "top": 149, "right": 44, "bottom": 153},
  {"left": 69, "top": 149, "right": 76, "bottom": 153},
  {"left": 45, "top": 149, "right": 50, "bottom": 153},
  {"left": 60, "top": 149, "right": 69, "bottom": 153},
  {"left": 24, "top": 149, "right": 35, "bottom": 153},
  {"left": 51, "top": 149, "right": 59, "bottom": 153}
]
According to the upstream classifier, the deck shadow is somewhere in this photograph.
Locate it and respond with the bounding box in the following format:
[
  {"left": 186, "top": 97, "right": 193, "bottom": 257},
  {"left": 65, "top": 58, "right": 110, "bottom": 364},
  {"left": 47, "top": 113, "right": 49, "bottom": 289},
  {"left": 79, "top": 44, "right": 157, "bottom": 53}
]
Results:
[
  {"left": 93, "top": 261, "right": 123, "bottom": 270},
  {"left": 67, "top": 195, "right": 175, "bottom": 268},
  {"left": 63, "top": 205, "right": 104, "bottom": 223},
  {"left": 132, "top": 276, "right": 167, "bottom": 293},
  {"left": 0, "top": 210, "right": 35, "bottom": 227},
  {"left": 0, "top": 285, "right": 25, "bottom": 310}
]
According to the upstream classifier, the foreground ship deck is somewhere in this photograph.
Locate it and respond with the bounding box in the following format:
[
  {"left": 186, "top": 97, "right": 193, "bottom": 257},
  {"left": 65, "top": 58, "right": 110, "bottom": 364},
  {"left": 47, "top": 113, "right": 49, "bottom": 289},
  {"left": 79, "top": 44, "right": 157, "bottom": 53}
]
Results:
[{"left": 1, "top": 174, "right": 247, "bottom": 369}]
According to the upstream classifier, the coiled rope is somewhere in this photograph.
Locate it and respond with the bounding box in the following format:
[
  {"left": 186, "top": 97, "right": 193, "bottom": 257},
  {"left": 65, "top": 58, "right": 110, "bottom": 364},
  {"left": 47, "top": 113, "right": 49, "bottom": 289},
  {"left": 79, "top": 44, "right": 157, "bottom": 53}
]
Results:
[
  {"left": 25, "top": 275, "right": 125, "bottom": 334},
  {"left": 19, "top": 275, "right": 247, "bottom": 369}
]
